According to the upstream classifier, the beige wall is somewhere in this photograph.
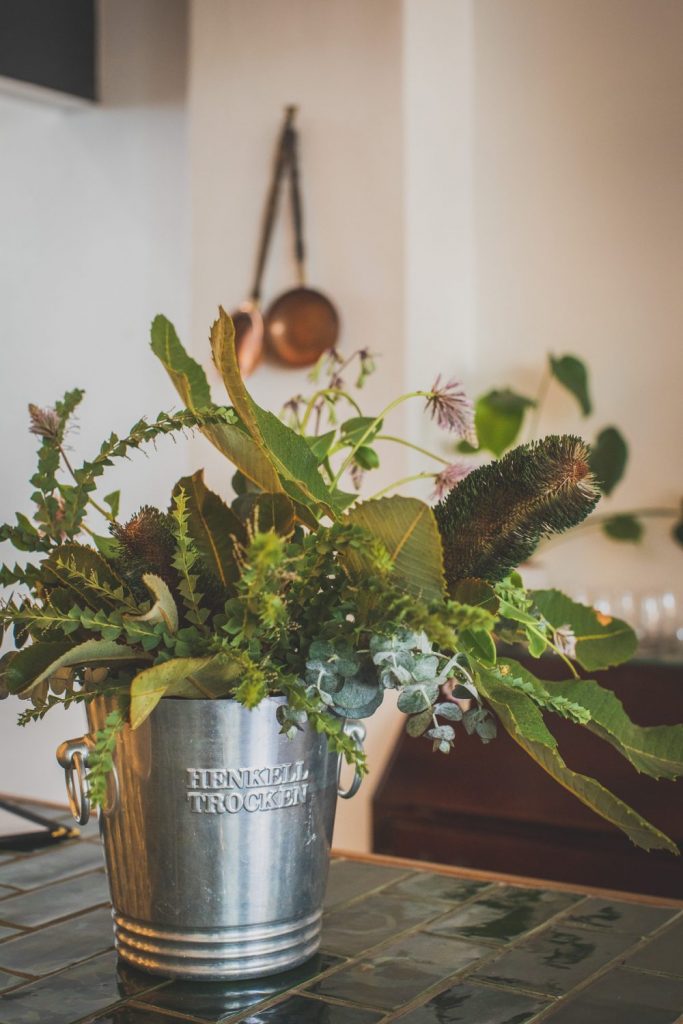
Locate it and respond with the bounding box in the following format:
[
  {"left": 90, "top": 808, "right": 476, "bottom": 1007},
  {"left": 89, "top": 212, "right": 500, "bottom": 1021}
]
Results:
[{"left": 188, "top": 0, "right": 407, "bottom": 850}]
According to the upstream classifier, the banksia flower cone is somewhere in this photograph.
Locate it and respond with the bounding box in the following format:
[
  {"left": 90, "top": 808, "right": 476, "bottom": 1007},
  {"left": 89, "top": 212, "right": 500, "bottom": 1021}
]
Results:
[
  {"left": 434, "top": 435, "right": 600, "bottom": 586},
  {"left": 111, "top": 506, "right": 178, "bottom": 598}
]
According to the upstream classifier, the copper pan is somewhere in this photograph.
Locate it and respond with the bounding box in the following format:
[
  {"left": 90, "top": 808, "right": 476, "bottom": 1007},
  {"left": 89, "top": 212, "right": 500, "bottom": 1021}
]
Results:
[
  {"left": 228, "top": 107, "right": 296, "bottom": 376},
  {"left": 264, "top": 120, "right": 340, "bottom": 368}
]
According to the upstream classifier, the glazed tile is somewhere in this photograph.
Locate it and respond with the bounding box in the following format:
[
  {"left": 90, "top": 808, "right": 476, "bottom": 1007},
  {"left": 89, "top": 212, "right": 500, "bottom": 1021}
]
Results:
[
  {"left": 540, "top": 965, "right": 683, "bottom": 1023},
  {"left": 135, "top": 953, "right": 343, "bottom": 1021},
  {"left": 0, "top": 950, "right": 163, "bottom": 1024},
  {"left": 390, "top": 872, "right": 490, "bottom": 905},
  {"left": 89, "top": 1007, "right": 194, "bottom": 1024},
  {"left": 0, "top": 839, "right": 104, "bottom": 890},
  {"left": 625, "top": 915, "right": 683, "bottom": 977},
  {"left": 474, "top": 923, "right": 639, "bottom": 996},
  {"left": 0, "top": 969, "right": 24, "bottom": 993},
  {"left": 324, "top": 859, "right": 409, "bottom": 908},
  {"left": 0, "top": 904, "right": 113, "bottom": 976},
  {"left": 321, "top": 893, "right": 445, "bottom": 956},
  {"left": 0, "top": 869, "right": 110, "bottom": 927},
  {"left": 311, "top": 932, "right": 489, "bottom": 1011},
  {"left": 393, "top": 980, "right": 549, "bottom": 1022},
  {"left": 240, "top": 994, "right": 384, "bottom": 1023},
  {"left": 427, "top": 886, "right": 581, "bottom": 945},
  {"left": 565, "top": 898, "right": 678, "bottom": 937}
]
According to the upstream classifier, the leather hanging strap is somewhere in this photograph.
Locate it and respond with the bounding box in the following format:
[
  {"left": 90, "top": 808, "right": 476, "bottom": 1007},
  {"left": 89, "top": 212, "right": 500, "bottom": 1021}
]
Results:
[{"left": 249, "top": 106, "right": 297, "bottom": 303}]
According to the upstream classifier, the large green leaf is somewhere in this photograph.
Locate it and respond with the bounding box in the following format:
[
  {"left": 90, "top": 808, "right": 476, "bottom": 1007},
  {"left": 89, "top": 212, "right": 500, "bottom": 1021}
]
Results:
[
  {"left": 589, "top": 427, "right": 628, "bottom": 496},
  {"left": 4, "top": 640, "right": 143, "bottom": 696},
  {"left": 477, "top": 670, "right": 678, "bottom": 853},
  {"left": 130, "top": 653, "right": 243, "bottom": 728},
  {"left": 42, "top": 544, "right": 132, "bottom": 610},
  {"left": 346, "top": 496, "right": 446, "bottom": 600},
  {"left": 532, "top": 589, "right": 637, "bottom": 671},
  {"left": 151, "top": 315, "right": 212, "bottom": 410},
  {"left": 173, "top": 471, "right": 245, "bottom": 587},
  {"left": 474, "top": 390, "right": 536, "bottom": 457},
  {"left": 539, "top": 675, "right": 683, "bottom": 781},
  {"left": 210, "top": 308, "right": 352, "bottom": 519},
  {"left": 231, "top": 492, "right": 295, "bottom": 536},
  {"left": 550, "top": 354, "right": 592, "bottom": 415},
  {"left": 602, "top": 514, "right": 643, "bottom": 543},
  {"left": 450, "top": 578, "right": 499, "bottom": 613},
  {"left": 202, "top": 422, "right": 283, "bottom": 493}
]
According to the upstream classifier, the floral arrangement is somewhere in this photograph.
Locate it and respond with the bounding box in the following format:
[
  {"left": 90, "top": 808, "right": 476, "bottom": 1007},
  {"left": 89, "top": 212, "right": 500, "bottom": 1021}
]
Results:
[{"left": 1, "top": 309, "right": 681, "bottom": 852}]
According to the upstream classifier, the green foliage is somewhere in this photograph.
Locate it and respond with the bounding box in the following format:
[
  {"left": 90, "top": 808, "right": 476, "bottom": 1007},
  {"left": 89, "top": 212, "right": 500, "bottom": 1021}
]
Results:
[
  {"left": 602, "top": 514, "right": 643, "bottom": 543},
  {"left": 472, "top": 390, "right": 536, "bottom": 457},
  {"left": 589, "top": 427, "right": 628, "bottom": 496},
  {"left": 3, "top": 306, "right": 681, "bottom": 853},
  {"left": 87, "top": 709, "right": 125, "bottom": 808},
  {"left": 346, "top": 496, "right": 446, "bottom": 600},
  {"left": 150, "top": 315, "right": 212, "bottom": 410},
  {"left": 532, "top": 589, "right": 637, "bottom": 671},
  {"left": 550, "top": 354, "right": 592, "bottom": 415},
  {"left": 435, "top": 436, "right": 600, "bottom": 585},
  {"left": 477, "top": 670, "right": 678, "bottom": 854},
  {"left": 173, "top": 471, "right": 244, "bottom": 587},
  {"left": 170, "top": 490, "right": 210, "bottom": 632}
]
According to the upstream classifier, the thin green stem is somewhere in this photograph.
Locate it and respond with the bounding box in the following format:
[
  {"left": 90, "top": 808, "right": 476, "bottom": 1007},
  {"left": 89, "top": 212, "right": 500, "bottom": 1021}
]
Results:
[
  {"left": 540, "top": 507, "right": 679, "bottom": 550},
  {"left": 59, "top": 445, "right": 114, "bottom": 523},
  {"left": 300, "top": 388, "right": 362, "bottom": 433},
  {"left": 331, "top": 391, "right": 430, "bottom": 487},
  {"left": 367, "top": 472, "right": 436, "bottom": 501},
  {"left": 526, "top": 621, "right": 579, "bottom": 678},
  {"left": 376, "top": 435, "right": 451, "bottom": 466},
  {"left": 527, "top": 365, "right": 551, "bottom": 440}
]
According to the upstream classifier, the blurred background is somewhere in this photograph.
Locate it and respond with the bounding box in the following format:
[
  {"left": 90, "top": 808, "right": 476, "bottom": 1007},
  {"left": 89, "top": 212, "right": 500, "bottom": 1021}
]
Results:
[{"left": 1, "top": 0, "right": 682, "bottom": 855}]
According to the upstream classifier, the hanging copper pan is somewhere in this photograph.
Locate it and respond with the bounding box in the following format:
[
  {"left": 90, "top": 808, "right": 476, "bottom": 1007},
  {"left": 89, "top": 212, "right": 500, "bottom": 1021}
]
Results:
[
  {"left": 228, "top": 107, "right": 296, "bottom": 376},
  {"left": 264, "top": 120, "right": 340, "bottom": 368}
]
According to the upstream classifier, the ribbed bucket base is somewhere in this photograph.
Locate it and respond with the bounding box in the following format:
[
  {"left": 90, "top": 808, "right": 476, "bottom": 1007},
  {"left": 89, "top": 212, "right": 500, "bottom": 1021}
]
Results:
[{"left": 113, "top": 908, "right": 323, "bottom": 980}]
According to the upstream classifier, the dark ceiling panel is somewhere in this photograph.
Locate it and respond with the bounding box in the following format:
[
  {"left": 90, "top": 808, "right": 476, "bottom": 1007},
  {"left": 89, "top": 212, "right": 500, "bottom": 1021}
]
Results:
[{"left": 0, "top": 0, "right": 96, "bottom": 101}]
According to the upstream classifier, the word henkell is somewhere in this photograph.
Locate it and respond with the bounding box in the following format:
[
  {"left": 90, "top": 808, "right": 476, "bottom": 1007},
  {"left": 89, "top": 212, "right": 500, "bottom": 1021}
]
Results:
[{"left": 186, "top": 761, "right": 310, "bottom": 814}]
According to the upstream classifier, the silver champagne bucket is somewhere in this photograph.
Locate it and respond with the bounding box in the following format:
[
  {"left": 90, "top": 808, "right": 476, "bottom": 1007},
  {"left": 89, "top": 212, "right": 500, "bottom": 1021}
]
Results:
[{"left": 56, "top": 696, "right": 364, "bottom": 980}]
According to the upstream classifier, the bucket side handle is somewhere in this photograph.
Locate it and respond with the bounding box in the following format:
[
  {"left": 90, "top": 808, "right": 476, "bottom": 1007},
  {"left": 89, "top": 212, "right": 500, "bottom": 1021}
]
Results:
[
  {"left": 56, "top": 737, "right": 94, "bottom": 825},
  {"left": 337, "top": 721, "right": 366, "bottom": 800}
]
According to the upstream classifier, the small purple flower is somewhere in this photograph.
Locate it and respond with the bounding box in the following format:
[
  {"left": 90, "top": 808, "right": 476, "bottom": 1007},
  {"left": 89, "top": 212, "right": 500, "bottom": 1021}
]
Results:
[
  {"left": 28, "top": 404, "right": 62, "bottom": 441},
  {"left": 553, "top": 624, "right": 577, "bottom": 660},
  {"left": 425, "top": 376, "right": 477, "bottom": 444},
  {"left": 350, "top": 462, "right": 365, "bottom": 491},
  {"left": 431, "top": 461, "right": 472, "bottom": 501}
]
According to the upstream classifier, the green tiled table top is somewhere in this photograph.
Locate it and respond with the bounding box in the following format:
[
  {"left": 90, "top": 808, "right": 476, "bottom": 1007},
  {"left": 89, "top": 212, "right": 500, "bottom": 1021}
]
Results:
[{"left": 0, "top": 803, "right": 682, "bottom": 1023}]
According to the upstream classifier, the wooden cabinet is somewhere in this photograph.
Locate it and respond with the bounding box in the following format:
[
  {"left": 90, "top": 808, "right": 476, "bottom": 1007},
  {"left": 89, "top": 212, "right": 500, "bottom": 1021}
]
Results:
[{"left": 373, "top": 659, "right": 683, "bottom": 898}]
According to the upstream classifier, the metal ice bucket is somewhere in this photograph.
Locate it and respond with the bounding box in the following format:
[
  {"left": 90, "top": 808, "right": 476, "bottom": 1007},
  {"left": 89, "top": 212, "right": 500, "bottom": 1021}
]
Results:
[{"left": 56, "top": 695, "right": 364, "bottom": 980}]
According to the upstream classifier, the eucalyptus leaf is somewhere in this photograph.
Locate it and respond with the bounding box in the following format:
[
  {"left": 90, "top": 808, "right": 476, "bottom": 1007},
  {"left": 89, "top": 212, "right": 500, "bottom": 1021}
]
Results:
[
  {"left": 434, "top": 702, "right": 463, "bottom": 722},
  {"left": 406, "top": 708, "right": 433, "bottom": 736},
  {"left": 397, "top": 681, "right": 439, "bottom": 714},
  {"left": 550, "top": 354, "right": 592, "bottom": 415}
]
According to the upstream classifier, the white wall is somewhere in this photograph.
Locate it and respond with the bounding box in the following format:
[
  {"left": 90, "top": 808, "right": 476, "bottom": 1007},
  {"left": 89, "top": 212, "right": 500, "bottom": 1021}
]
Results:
[
  {"left": 471, "top": 0, "right": 683, "bottom": 597},
  {"left": 189, "top": 0, "right": 407, "bottom": 852},
  {"left": 0, "top": 0, "right": 190, "bottom": 803}
]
